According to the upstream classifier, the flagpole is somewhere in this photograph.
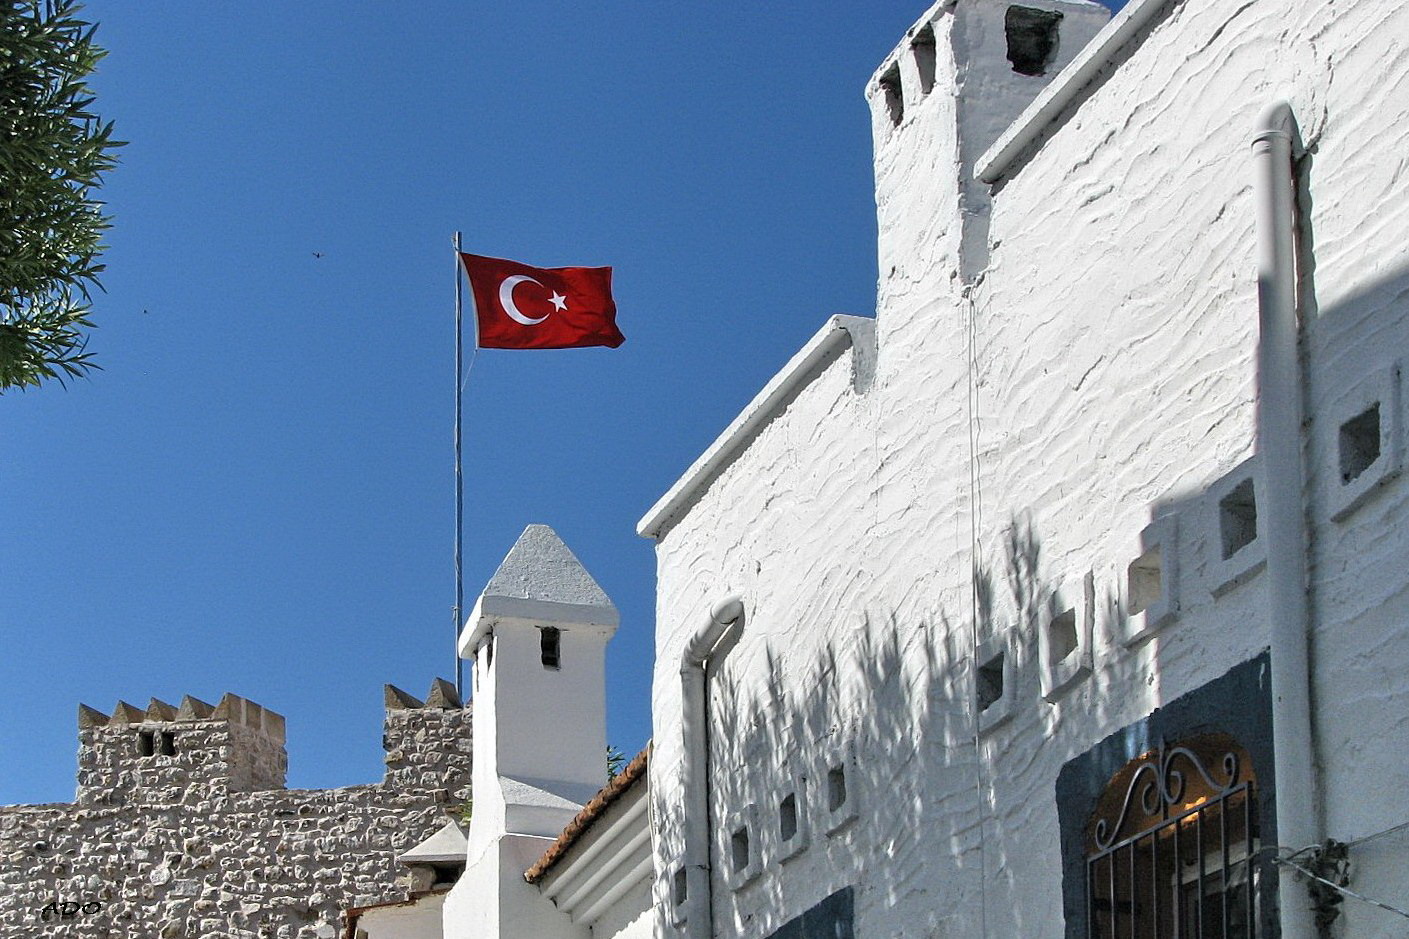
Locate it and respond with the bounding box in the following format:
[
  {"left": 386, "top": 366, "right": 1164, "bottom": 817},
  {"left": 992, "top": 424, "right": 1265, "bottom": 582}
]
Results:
[{"left": 453, "top": 231, "right": 465, "bottom": 699}]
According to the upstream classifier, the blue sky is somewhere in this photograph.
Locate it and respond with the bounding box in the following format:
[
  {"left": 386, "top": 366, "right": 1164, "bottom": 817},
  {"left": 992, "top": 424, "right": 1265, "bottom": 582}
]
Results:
[{"left": 2, "top": 1, "right": 1119, "bottom": 804}]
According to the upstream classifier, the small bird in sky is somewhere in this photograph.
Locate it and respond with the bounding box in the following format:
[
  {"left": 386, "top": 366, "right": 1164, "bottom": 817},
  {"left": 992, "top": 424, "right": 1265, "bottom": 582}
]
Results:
[{"left": 312, "top": 252, "right": 325, "bottom": 259}]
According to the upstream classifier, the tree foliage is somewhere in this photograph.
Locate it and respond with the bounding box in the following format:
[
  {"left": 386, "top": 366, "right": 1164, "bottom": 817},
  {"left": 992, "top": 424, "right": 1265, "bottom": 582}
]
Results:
[{"left": 0, "top": 0, "right": 121, "bottom": 390}]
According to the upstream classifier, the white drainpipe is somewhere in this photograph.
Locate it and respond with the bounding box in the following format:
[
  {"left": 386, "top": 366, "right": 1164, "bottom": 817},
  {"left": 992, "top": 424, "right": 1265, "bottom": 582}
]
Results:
[
  {"left": 1252, "top": 100, "right": 1321, "bottom": 938},
  {"left": 679, "top": 595, "right": 745, "bottom": 939}
]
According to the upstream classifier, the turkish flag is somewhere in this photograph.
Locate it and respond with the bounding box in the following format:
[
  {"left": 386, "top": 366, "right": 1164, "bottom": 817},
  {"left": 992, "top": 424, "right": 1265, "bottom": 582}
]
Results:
[{"left": 459, "top": 253, "right": 624, "bottom": 350}]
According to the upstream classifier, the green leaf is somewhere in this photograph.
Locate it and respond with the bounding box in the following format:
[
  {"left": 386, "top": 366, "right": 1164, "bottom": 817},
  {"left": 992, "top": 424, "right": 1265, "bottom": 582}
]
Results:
[{"left": 0, "top": 0, "right": 124, "bottom": 391}]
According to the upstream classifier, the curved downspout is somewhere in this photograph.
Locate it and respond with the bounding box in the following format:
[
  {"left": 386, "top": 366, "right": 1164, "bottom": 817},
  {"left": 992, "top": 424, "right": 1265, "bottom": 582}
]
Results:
[
  {"left": 679, "top": 596, "right": 745, "bottom": 939},
  {"left": 1252, "top": 100, "right": 1321, "bottom": 938}
]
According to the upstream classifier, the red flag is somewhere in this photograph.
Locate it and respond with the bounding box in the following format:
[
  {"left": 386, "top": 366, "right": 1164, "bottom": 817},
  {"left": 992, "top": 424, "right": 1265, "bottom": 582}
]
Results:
[{"left": 459, "top": 253, "right": 624, "bottom": 350}]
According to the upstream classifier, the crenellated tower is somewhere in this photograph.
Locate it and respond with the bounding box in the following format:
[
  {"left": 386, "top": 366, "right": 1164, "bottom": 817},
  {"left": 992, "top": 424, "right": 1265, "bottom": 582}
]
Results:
[
  {"left": 382, "top": 676, "right": 473, "bottom": 804},
  {"left": 76, "top": 692, "right": 287, "bottom": 806},
  {"left": 24, "top": 681, "right": 473, "bottom": 936},
  {"left": 866, "top": 0, "right": 1109, "bottom": 287}
]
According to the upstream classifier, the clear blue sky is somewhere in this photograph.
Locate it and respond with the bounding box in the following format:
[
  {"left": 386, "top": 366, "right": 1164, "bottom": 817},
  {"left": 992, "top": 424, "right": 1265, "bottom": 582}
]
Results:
[{"left": 2, "top": 0, "right": 1120, "bottom": 805}]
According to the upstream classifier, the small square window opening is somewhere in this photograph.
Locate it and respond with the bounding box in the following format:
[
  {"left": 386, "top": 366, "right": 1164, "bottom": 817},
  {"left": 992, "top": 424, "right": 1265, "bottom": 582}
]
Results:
[
  {"left": 1128, "top": 546, "right": 1163, "bottom": 616},
  {"left": 1219, "top": 478, "right": 1258, "bottom": 559},
  {"left": 911, "top": 24, "right": 937, "bottom": 94},
  {"left": 879, "top": 63, "right": 903, "bottom": 126},
  {"left": 540, "top": 627, "right": 561, "bottom": 670},
  {"left": 1340, "top": 403, "right": 1381, "bottom": 484},
  {"left": 1004, "top": 6, "right": 1062, "bottom": 76},
  {"left": 827, "top": 765, "right": 848, "bottom": 813},
  {"left": 159, "top": 731, "right": 176, "bottom": 756},
  {"left": 1047, "top": 608, "right": 1078, "bottom": 663},
  {"left": 730, "top": 826, "right": 750, "bottom": 873},
  {"left": 779, "top": 792, "right": 798, "bottom": 843},
  {"left": 977, "top": 652, "right": 1006, "bottom": 712},
  {"left": 672, "top": 867, "right": 688, "bottom": 908},
  {"left": 137, "top": 730, "right": 155, "bottom": 757}
]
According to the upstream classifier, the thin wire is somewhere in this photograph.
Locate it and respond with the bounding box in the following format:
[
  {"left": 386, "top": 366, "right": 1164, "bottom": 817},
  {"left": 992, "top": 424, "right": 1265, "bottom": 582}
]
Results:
[
  {"left": 964, "top": 280, "right": 990, "bottom": 939},
  {"left": 1279, "top": 842, "right": 1322, "bottom": 862},
  {"left": 460, "top": 346, "right": 480, "bottom": 395},
  {"left": 1347, "top": 818, "right": 1409, "bottom": 850},
  {"left": 1274, "top": 854, "right": 1409, "bottom": 922}
]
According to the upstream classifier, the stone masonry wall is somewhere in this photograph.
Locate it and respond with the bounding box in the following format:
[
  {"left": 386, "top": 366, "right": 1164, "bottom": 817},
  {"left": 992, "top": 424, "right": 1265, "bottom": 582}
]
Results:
[{"left": 0, "top": 682, "right": 470, "bottom": 939}]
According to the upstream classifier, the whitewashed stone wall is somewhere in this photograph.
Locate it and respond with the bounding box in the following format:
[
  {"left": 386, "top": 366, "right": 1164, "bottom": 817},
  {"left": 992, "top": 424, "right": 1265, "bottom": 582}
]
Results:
[
  {"left": 354, "top": 893, "right": 446, "bottom": 939},
  {"left": 0, "top": 690, "right": 470, "bottom": 938},
  {"left": 645, "top": 0, "right": 1409, "bottom": 935},
  {"left": 593, "top": 887, "right": 652, "bottom": 939}
]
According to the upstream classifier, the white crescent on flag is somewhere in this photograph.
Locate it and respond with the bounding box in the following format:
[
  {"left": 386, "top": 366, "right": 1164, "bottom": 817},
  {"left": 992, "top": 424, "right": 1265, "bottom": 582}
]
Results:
[{"left": 499, "top": 275, "right": 550, "bottom": 326}]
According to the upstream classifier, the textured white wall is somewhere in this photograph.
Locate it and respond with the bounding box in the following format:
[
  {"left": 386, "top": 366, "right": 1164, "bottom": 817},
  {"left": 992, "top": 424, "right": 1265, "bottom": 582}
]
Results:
[
  {"left": 486, "top": 627, "right": 608, "bottom": 795},
  {"left": 1297, "top": 4, "right": 1409, "bottom": 933},
  {"left": 358, "top": 894, "right": 447, "bottom": 939},
  {"left": 591, "top": 881, "right": 653, "bottom": 939},
  {"left": 645, "top": 0, "right": 1409, "bottom": 935},
  {"left": 446, "top": 837, "right": 588, "bottom": 939}
]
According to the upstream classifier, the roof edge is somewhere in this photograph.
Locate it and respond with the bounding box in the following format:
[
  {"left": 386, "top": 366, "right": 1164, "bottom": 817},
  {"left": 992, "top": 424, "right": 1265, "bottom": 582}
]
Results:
[
  {"left": 524, "top": 744, "right": 651, "bottom": 884},
  {"left": 459, "top": 595, "right": 619, "bottom": 656},
  {"left": 637, "top": 314, "right": 876, "bottom": 541}
]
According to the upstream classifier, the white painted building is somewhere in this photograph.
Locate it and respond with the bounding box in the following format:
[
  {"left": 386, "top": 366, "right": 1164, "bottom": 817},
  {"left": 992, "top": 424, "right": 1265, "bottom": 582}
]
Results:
[
  {"left": 637, "top": 0, "right": 1409, "bottom": 937},
  {"left": 441, "top": 525, "right": 652, "bottom": 939},
  {"left": 429, "top": 2, "right": 1409, "bottom": 936}
]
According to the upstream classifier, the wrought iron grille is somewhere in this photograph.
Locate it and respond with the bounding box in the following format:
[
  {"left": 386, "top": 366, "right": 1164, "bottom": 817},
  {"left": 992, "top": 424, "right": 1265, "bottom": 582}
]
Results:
[{"left": 1086, "top": 743, "right": 1258, "bottom": 939}]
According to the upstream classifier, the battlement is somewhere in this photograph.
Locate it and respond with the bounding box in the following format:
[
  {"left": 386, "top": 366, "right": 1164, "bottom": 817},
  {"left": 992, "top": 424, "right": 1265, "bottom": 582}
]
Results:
[
  {"left": 382, "top": 678, "right": 472, "bottom": 801},
  {"left": 78, "top": 691, "right": 287, "bottom": 739},
  {"left": 72, "top": 681, "right": 472, "bottom": 810},
  {"left": 76, "top": 692, "right": 289, "bottom": 804},
  {"left": 383, "top": 677, "right": 463, "bottom": 713},
  {"left": 864, "top": 0, "right": 1110, "bottom": 284},
  {"left": 7, "top": 680, "right": 472, "bottom": 934}
]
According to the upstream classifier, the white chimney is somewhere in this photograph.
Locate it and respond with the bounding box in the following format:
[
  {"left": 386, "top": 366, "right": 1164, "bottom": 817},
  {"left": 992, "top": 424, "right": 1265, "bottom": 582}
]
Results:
[{"left": 444, "top": 524, "right": 616, "bottom": 939}]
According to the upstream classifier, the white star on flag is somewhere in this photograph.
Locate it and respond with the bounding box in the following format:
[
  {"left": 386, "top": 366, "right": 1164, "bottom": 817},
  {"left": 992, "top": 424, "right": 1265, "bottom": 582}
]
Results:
[{"left": 549, "top": 291, "right": 568, "bottom": 312}]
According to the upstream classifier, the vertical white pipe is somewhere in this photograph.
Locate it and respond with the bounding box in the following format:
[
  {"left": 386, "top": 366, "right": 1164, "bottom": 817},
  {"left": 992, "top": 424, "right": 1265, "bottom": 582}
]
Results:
[
  {"left": 1252, "top": 100, "right": 1320, "bottom": 938},
  {"left": 679, "top": 596, "right": 745, "bottom": 939}
]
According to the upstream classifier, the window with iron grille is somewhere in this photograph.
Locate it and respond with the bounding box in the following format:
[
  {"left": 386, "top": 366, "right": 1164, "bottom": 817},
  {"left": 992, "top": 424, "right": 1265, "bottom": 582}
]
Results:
[{"left": 1086, "top": 735, "right": 1259, "bottom": 938}]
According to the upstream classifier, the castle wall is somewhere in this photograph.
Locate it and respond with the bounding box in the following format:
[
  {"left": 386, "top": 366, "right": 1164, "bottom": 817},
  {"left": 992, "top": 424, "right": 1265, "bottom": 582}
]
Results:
[
  {"left": 645, "top": 0, "right": 1409, "bottom": 935},
  {"left": 0, "top": 690, "right": 469, "bottom": 939},
  {"left": 77, "top": 719, "right": 288, "bottom": 809}
]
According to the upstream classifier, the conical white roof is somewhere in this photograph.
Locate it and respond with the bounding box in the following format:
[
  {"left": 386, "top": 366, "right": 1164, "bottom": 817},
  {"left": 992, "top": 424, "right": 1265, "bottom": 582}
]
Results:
[
  {"left": 459, "top": 524, "right": 618, "bottom": 653},
  {"left": 483, "top": 524, "right": 613, "bottom": 607}
]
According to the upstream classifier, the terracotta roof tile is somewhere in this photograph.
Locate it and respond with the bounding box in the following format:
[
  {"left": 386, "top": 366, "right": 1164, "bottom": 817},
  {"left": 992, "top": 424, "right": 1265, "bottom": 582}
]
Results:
[{"left": 523, "top": 743, "right": 650, "bottom": 884}]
